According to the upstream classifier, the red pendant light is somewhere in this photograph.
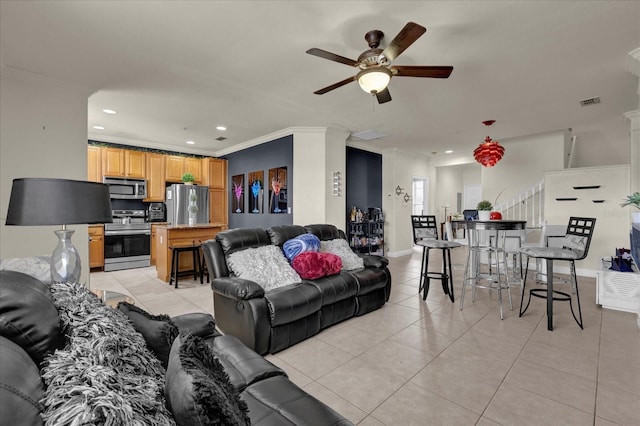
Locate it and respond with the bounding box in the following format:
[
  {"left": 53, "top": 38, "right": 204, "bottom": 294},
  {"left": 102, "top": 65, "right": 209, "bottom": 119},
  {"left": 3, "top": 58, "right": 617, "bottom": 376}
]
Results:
[{"left": 474, "top": 120, "right": 504, "bottom": 167}]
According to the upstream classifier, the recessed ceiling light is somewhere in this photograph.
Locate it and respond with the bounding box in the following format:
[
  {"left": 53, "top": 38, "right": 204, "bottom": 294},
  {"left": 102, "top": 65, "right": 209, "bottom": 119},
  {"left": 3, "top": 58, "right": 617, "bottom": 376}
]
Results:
[
  {"left": 102, "top": 109, "right": 117, "bottom": 114},
  {"left": 216, "top": 126, "right": 227, "bottom": 131},
  {"left": 93, "top": 125, "right": 105, "bottom": 130},
  {"left": 186, "top": 140, "right": 195, "bottom": 145},
  {"left": 445, "top": 150, "right": 453, "bottom": 154}
]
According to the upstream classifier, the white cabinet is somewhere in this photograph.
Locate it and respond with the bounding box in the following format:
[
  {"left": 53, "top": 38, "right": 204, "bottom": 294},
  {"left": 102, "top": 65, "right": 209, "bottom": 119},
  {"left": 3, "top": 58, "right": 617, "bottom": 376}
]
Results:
[{"left": 596, "top": 261, "right": 640, "bottom": 313}]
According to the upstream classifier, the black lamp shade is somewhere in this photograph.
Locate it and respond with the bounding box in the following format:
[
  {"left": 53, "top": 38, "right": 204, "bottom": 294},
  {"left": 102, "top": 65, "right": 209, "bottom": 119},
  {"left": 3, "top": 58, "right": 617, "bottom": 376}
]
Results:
[{"left": 6, "top": 178, "right": 113, "bottom": 226}]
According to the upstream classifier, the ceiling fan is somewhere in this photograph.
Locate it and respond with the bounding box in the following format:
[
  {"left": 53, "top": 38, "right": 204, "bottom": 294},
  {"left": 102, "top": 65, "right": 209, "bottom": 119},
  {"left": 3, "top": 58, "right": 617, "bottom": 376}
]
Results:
[{"left": 306, "top": 22, "right": 453, "bottom": 104}]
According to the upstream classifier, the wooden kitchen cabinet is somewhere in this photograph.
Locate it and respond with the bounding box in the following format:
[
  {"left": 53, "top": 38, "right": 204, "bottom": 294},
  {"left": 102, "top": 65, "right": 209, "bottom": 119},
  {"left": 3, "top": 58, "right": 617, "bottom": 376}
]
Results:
[
  {"left": 88, "top": 225, "right": 104, "bottom": 269},
  {"left": 101, "top": 147, "right": 145, "bottom": 178},
  {"left": 144, "top": 153, "right": 166, "bottom": 201},
  {"left": 102, "top": 147, "right": 125, "bottom": 177},
  {"left": 166, "top": 155, "right": 203, "bottom": 183},
  {"left": 150, "top": 224, "right": 158, "bottom": 265},
  {"left": 125, "top": 149, "right": 146, "bottom": 178},
  {"left": 205, "top": 158, "right": 227, "bottom": 189},
  {"left": 155, "top": 225, "right": 224, "bottom": 282},
  {"left": 165, "top": 155, "right": 185, "bottom": 182},
  {"left": 184, "top": 157, "right": 203, "bottom": 183},
  {"left": 87, "top": 145, "right": 102, "bottom": 183},
  {"left": 209, "top": 188, "right": 227, "bottom": 225}
]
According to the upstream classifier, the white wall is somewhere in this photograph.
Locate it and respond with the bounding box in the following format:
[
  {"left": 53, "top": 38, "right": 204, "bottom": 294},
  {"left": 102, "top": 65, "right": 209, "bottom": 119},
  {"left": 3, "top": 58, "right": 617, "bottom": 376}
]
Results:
[
  {"left": 292, "top": 127, "right": 349, "bottom": 228},
  {"left": 482, "top": 130, "right": 568, "bottom": 205},
  {"left": 382, "top": 148, "right": 430, "bottom": 256},
  {"left": 544, "top": 165, "right": 630, "bottom": 274},
  {"left": 0, "top": 67, "right": 91, "bottom": 283}
]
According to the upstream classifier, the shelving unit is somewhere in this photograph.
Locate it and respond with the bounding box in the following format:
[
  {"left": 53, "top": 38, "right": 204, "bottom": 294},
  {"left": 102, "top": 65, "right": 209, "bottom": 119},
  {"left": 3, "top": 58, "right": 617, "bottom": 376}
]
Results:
[{"left": 349, "top": 220, "right": 384, "bottom": 255}]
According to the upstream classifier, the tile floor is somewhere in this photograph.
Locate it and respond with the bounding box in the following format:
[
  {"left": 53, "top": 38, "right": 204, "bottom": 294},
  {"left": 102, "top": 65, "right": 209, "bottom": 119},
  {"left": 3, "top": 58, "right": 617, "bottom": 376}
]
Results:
[{"left": 89, "top": 247, "right": 640, "bottom": 425}]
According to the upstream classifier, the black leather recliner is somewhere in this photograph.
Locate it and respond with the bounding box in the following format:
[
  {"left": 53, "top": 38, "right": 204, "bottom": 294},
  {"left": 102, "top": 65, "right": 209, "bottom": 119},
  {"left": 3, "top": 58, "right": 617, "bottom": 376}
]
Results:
[{"left": 202, "top": 224, "right": 391, "bottom": 355}]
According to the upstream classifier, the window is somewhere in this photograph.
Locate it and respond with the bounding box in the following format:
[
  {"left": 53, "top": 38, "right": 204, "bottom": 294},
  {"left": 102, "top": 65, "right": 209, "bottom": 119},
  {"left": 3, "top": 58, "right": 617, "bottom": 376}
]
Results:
[{"left": 412, "top": 177, "right": 429, "bottom": 215}]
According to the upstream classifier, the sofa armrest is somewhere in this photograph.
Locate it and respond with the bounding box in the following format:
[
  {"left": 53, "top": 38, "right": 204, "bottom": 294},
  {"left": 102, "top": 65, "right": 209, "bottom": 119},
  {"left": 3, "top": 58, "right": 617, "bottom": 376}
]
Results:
[
  {"left": 172, "top": 313, "right": 218, "bottom": 339},
  {"left": 212, "top": 277, "right": 265, "bottom": 300},
  {"left": 361, "top": 254, "right": 389, "bottom": 269}
]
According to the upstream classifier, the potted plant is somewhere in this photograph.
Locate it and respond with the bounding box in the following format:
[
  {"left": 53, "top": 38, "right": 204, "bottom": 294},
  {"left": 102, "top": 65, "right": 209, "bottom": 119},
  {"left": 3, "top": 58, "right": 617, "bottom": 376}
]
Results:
[
  {"left": 477, "top": 200, "right": 492, "bottom": 221},
  {"left": 181, "top": 173, "right": 195, "bottom": 185},
  {"left": 621, "top": 192, "right": 640, "bottom": 223}
]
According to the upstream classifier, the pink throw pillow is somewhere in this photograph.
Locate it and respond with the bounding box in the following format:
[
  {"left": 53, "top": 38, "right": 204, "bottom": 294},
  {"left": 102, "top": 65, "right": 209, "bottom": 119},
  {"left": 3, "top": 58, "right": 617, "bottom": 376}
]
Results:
[{"left": 291, "top": 252, "right": 342, "bottom": 280}]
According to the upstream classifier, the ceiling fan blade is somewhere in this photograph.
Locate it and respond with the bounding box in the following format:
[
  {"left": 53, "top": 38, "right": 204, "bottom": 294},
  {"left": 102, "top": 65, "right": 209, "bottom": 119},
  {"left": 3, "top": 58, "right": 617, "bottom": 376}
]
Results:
[
  {"left": 313, "top": 76, "right": 357, "bottom": 95},
  {"left": 381, "top": 22, "right": 426, "bottom": 62},
  {"left": 391, "top": 65, "right": 453, "bottom": 78},
  {"left": 375, "top": 88, "right": 392, "bottom": 104},
  {"left": 306, "top": 48, "right": 358, "bottom": 67}
]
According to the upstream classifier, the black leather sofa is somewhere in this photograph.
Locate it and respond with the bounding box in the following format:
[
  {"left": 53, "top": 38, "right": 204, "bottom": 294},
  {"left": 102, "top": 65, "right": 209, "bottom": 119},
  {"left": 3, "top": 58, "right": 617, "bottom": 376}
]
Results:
[
  {"left": 203, "top": 224, "right": 392, "bottom": 355},
  {"left": 0, "top": 269, "right": 352, "bottom": 426}
]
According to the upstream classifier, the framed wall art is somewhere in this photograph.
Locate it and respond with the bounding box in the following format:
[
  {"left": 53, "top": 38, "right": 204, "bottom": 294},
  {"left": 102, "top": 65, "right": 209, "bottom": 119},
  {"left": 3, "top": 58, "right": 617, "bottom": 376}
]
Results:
[
  {"left": 232, "top": 174, "right": 244, "bottom": 213},
  {"left": 248, "top": 170, "right": 264, "bottom": 214},
  {"left": 268, "top": 167, "right": 287, "bottom": 214}
]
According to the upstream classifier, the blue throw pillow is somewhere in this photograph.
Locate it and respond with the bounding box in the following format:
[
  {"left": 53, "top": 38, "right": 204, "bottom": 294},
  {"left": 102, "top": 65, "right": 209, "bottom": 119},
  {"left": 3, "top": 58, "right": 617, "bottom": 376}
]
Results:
[{"left": 282, "top": 233, "right": 321, "bottom": 261}]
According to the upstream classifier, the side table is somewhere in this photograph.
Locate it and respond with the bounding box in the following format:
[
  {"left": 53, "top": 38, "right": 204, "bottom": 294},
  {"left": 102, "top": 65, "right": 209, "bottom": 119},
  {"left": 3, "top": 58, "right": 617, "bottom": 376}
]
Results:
[{"left": 90, "top": 289, "right": 134, "bottom": 308}]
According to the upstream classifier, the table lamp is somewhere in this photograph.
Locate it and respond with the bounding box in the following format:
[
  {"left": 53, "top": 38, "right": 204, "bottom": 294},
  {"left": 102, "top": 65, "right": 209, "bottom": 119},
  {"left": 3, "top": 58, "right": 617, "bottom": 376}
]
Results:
[{"left": 5, "top": 178, "right": 113, "bottom": 283}]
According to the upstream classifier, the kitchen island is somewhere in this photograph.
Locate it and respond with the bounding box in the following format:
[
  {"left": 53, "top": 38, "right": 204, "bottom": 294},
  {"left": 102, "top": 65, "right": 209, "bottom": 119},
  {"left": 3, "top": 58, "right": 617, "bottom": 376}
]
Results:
[{"left": 154, "top": 223, "right": 227, "bottom": 282}]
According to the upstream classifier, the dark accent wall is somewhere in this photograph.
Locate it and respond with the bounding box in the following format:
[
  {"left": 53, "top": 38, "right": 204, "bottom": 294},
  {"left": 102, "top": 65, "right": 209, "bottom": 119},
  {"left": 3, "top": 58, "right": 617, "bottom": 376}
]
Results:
[
  {"left": 346, "top": 147, "right": 382, "bottom": 218},
  {"left": 223, "top": 135, "right": 293, "bottom": 229}
]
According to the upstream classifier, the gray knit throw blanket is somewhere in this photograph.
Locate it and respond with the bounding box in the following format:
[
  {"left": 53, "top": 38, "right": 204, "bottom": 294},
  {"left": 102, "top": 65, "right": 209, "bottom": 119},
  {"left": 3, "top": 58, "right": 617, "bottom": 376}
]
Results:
[{"left": 40, "top": 282, "right": 176, "bottom": 426}]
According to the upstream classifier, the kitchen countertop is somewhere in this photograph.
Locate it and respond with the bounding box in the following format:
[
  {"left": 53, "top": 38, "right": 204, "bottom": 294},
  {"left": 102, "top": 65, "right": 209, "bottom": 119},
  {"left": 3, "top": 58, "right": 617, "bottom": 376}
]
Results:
[{"left": 153, "top": 223, "right": 227, "bottom": 230}]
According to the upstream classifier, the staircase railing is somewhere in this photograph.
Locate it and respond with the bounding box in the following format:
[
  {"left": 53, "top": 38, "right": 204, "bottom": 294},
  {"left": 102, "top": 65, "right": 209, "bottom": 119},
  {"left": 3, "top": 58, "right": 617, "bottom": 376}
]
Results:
[{"left": 494, "top": 180, "right": 544, "bottom": 227}]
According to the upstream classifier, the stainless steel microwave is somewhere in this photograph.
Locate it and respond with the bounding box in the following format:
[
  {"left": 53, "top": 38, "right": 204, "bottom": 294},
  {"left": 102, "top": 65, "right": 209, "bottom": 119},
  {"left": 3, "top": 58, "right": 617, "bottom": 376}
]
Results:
[{"left": 103, "top": 177, "right": 147, "bottom": 199}]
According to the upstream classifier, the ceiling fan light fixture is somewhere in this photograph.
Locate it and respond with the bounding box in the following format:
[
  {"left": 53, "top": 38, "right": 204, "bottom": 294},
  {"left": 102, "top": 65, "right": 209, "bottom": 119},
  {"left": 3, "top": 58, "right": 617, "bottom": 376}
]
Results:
[{"left": 357, "top": 67, "right": 391, "bottom": 94}]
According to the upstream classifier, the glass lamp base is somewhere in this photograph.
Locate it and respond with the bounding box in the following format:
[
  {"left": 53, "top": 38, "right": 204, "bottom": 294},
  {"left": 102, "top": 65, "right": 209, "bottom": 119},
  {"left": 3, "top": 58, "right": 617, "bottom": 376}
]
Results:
[{"left": 51, "top": 229, "right": 81, "bottom": 283}]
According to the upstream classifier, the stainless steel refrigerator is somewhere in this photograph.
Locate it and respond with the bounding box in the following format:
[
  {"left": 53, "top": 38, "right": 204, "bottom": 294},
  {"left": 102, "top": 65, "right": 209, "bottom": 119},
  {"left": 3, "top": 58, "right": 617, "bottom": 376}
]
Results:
[{"left": 166, "top": 184, "right": 209, "bottom": 225}]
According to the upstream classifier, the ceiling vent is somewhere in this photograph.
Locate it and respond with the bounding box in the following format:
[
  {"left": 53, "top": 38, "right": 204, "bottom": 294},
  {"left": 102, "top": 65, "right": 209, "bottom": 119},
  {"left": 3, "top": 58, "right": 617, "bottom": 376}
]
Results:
[
  {"left": 215, "top": 136, "right": 227, "bottom": 141},
  {"left": 350, "top": 129, "right": 387, "bottom": 141},
  {"left": 579, "top": 97, "right": 601, "bottom": 107}
]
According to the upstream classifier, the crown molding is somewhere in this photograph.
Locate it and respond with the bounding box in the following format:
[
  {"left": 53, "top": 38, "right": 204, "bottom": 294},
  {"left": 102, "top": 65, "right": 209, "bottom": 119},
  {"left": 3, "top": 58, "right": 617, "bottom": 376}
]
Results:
[{"left": 88, "top": 133, "right": 216, "bottom": 157}]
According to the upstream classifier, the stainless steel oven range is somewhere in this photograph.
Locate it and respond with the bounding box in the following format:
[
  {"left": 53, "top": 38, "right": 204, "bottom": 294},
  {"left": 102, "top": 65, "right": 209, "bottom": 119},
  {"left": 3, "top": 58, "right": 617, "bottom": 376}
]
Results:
[{"left": 104, "top": 209, "right": 151, "bottom": 272}]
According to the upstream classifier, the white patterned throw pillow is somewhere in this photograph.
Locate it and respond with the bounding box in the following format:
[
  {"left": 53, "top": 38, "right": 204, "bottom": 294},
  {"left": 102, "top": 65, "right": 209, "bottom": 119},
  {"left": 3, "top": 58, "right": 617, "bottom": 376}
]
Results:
[
  {"left": 227, "top": 245, "right": 301, "bottom": 291},
  {"left": 320, "top": 239, "right": 365, "bottom": 271}
]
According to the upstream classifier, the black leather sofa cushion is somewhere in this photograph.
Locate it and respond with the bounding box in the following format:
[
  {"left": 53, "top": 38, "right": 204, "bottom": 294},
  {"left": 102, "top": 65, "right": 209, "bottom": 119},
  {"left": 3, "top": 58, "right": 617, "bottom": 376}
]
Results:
[
  {"left": 348, "top": 268, "right": 388, "bottom": 295},
  {"left": 303, "top": 271, "right": 358, "bottom": 305},
  {"left": 361, "top": 254, "right": 389, "bottom": 269},
  {"left": 216, "top": 228, "right": 271, "bottom": 256},
  {"left": 0, "top": 336, "right": 44, "bottom": 426},
  {"left": 270, "top": 313, "right": 321, "bottom": 354},
  {"left": 172, "top": 312, "right": 219, "bottom": 340},
  {"left": 240, "top": 375, "right": 353, "bottom": 426},
  {"left": 265, "top": 283, "right": 322, "bottom": 326},
  {"left": 356, "top": 288, "right": 388, "bottom": 316},
  {"left": 267, "top": 225, "right": 308, "bottom": 247},
  {"left": 214, "top": 277, "right": 265, "bottom": 300},
  {"left": 305, "top": 224, "right": 342, "bottom": 241},
  {"left": 207, "top": 335, "right": 286, "bottom": 392},
  {"left": 0, "top": 270, "right": 62, "bottom": 364},
  {"left": 318, "top": 298, "right": 357, "bottom": 330}
]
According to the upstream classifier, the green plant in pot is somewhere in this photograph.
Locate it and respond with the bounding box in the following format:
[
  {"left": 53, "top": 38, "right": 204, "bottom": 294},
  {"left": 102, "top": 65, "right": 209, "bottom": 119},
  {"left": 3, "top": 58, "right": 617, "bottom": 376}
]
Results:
[
  {"left": 621, "top": 192, "right": 640, "bottom": 223},
  {"left": 181, "top": 173, "right": 195, "bottom": 185},
  {"left": 477, "top": 200, "right": 493, "bottom": 221}
]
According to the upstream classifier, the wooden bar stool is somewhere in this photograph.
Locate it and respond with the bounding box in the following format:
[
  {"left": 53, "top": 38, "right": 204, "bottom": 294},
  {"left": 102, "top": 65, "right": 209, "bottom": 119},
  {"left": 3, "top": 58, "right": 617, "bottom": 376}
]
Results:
[{"left": 169, "top": 242, "right": 202, "bottom": 288}]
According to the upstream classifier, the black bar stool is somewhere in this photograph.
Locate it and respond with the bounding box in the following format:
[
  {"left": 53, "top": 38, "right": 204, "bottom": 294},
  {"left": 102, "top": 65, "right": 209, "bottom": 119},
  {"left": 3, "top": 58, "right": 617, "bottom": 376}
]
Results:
[
  {"left": 412, "top": 215, "right": 462, "bottom": 302},
  {"left": 417, "top": 239, "right": 462, "bottom": 302},
  {"left": 169, "top": 242, "right": 202, "bottom": 288},
  {"left": 519, "top": 217, "right": 596, "bottom": 330}
]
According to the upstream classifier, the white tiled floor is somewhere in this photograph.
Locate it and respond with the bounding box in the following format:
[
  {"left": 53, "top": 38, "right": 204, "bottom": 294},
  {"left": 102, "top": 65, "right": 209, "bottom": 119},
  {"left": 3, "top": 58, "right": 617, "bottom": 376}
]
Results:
[{"left": 89, "top": 247, "right": 640, "bottom": 425}]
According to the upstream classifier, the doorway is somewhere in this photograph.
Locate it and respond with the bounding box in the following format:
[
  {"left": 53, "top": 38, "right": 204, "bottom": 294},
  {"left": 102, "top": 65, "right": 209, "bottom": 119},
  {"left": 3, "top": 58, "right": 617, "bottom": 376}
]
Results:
[{"left": 412, "top": 177, "right": 429, "bottom": 215}]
